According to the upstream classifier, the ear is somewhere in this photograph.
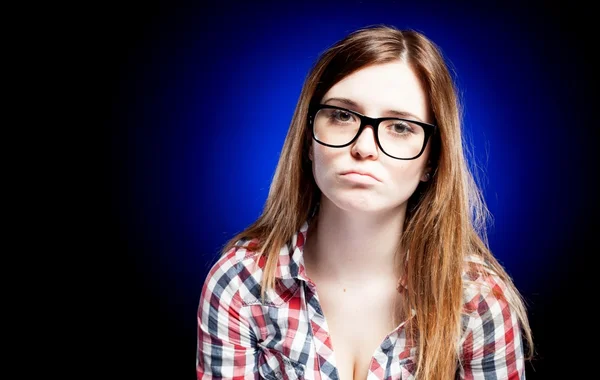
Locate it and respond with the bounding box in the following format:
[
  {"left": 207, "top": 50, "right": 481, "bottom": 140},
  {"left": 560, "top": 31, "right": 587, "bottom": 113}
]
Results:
[
  {"left": 420, "top": 161, "right": 433, "bottom": 182},
  {"left": 308, "top": 143, "right": 314, "bottom": 161}
]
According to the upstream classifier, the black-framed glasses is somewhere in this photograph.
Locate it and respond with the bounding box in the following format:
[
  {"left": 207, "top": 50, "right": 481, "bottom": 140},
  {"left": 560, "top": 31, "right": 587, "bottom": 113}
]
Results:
[{"left": 308, "top": 104, "right": 436, "bottom": 160}]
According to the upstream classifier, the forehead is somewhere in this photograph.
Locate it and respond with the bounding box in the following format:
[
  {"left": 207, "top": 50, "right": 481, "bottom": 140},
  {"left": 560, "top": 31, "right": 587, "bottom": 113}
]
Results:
[{"left": 321, "top": 61, "right": 430, "bottom": 121}]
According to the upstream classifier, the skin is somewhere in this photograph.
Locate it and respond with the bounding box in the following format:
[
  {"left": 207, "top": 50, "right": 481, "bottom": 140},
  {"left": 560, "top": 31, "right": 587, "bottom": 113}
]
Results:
[
  {"left": 302, "top": 60, "right": 434, "bottom": 380},
  {"left": 304, "top": 60, "right": 433, "bottom": 287}
]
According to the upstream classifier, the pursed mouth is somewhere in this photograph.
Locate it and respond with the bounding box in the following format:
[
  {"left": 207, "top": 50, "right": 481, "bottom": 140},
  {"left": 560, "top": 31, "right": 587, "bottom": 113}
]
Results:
[{"left": 340, "top": 171, "right": 381, "bottom": 182}]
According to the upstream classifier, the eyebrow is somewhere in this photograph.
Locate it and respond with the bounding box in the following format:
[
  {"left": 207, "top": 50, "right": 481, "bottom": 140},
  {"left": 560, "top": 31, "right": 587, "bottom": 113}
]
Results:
[{"left": 322, "top": 97, "right": 424, "bottom": 122}]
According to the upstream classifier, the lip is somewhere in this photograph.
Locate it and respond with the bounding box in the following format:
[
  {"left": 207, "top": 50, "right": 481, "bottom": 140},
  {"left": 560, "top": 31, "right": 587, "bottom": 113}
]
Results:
[{"left": 340, "top": 170, "right": 381, "bottom": 183}]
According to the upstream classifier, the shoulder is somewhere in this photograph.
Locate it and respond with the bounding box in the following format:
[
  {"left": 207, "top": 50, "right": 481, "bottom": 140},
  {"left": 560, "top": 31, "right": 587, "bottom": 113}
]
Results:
[
  {"left": 459, "top": 254, "right": 523, "bottom": 353},
  {"left": 461, "top": 254, "right": 515, "bottom": 317},
  {"left": 457, "top": 258, "right": 527, "bottom": 377},
  {"left": 199, "top": 237, "right": 266, "bottom": 306}
]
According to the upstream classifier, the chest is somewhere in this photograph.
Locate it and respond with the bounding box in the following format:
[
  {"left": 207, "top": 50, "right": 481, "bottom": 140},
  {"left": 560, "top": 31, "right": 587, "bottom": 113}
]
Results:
[
  {"left": 315, "top": 283, "right": 403, "bottom": 380},
  {"left": 252, "top": 280, "right": 416, "bottom": 380}
]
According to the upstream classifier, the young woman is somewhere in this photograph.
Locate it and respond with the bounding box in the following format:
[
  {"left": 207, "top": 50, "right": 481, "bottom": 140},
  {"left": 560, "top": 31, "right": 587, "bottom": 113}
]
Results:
[{"left": 196, "top": 24, "right": 533, "bottom": 380}]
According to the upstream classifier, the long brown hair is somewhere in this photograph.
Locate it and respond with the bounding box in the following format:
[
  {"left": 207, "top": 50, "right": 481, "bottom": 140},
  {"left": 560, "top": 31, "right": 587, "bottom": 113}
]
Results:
[{"left": 220, "top": 24, "right": 533, "bottom": 380}]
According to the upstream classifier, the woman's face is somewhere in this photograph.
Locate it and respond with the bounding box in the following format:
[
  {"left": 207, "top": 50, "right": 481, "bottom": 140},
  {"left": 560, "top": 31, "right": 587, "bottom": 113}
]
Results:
[{"left": 309, "top": 61, "right": 433, "bottom": 214}]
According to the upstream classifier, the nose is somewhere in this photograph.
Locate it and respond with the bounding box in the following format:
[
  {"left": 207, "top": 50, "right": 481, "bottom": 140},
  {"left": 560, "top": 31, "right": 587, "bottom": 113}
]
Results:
[{"left": 351, "top": 125, "right": 379, "bottom": 159}]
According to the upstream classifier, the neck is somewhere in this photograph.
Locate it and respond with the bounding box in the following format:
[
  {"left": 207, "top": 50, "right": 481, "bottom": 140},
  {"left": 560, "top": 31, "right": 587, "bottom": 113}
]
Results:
[{"left": 304, "top": 197, "right": 406, "bottom": 285}]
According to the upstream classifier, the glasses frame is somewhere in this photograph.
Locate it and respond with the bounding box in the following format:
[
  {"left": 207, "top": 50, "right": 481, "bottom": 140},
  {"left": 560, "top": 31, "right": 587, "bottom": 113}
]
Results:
[{"left": 308, "top": 104, "right": 437, "bottom": 160}]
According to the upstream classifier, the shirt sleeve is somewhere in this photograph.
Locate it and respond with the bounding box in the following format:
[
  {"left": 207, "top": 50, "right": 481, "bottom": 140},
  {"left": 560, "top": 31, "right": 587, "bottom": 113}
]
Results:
[
  {"left": 196, "top": 251, "right": 259, "bottom": 380},
  {"left": 458, "top": 273, "right": 527, "bottom": 380}
]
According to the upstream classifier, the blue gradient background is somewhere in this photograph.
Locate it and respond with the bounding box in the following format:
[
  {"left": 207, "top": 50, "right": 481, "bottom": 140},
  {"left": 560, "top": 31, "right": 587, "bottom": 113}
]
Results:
[{"left": 101, "top": 1, "right": 594, "bottom": 378}]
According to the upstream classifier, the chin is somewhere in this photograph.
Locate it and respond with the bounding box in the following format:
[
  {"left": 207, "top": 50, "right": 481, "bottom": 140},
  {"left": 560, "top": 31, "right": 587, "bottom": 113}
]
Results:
[{"left": 331, "top": 195, "right": 387, "bottom": 214}]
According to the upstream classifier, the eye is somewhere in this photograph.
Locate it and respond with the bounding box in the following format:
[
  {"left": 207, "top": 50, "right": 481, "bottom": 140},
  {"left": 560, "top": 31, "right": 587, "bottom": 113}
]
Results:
[
  {"left": 390, "top": 121, "right": 413, "bottom": 134},
  {"left": 331, "top": 110, "right": 355, "bottom": 123}
]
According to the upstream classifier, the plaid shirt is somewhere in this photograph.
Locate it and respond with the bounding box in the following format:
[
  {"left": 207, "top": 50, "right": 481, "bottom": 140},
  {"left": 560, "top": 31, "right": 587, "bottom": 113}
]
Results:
[{"left": 197, "top": 221, "right": 526, "bottom": 379}]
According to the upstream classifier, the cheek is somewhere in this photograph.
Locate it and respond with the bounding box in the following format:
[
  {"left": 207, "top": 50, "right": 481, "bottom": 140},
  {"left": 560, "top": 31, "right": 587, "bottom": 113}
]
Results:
[
  {"left": 386, "top": 160, "right": 426, "bottom": 189},
  {"left": 312, "top": 145, "right": 332, "bottom": 169},
  {"left": 311, "top": 147, "right": 340, "bottom": 184}
]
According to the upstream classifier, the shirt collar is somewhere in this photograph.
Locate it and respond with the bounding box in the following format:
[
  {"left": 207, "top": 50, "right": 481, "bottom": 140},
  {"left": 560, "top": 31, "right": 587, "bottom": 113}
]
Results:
[{"left": 273, "top": 219, "right": 312, "bottom": 283}]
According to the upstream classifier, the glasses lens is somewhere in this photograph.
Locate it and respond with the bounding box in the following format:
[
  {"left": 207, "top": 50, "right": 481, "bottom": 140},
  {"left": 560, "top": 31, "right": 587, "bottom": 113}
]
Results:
[
  {"left": 378, "top": 119, "right": 426, "bottom": 159},
  {"left": 313, "top": 108, "right": 360, "bottom": 146}
]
